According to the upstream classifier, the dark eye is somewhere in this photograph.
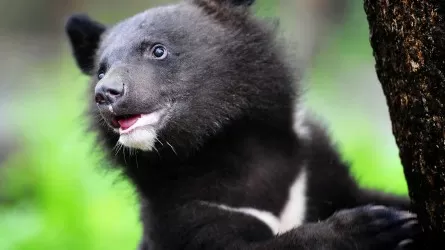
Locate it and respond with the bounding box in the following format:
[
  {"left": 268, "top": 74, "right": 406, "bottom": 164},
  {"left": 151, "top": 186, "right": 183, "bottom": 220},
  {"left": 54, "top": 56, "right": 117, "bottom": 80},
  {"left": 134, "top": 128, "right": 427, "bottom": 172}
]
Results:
[
  {"left": 151, "top": 44, "right": 167, "bottom": 59},
  {"left": 98, "top": 72, "right": 105, "bottom": 80},
  {"left": 97, "top": 63, "right": 107, "bottom": 80}
]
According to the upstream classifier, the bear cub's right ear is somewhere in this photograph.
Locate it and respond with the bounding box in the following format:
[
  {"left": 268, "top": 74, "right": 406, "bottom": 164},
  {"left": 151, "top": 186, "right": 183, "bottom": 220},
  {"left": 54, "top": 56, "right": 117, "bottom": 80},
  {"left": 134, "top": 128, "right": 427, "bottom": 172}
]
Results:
[{"left": 65, "top": 14, "right": 106, "bottom": 76}]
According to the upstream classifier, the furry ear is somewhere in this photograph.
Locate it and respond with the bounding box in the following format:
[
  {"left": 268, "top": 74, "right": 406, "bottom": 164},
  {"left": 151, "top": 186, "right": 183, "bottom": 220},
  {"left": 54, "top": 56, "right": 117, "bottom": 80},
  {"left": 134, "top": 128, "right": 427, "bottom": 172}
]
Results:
[
  {"left": 226, "top": 0, "right": 255, "bottom": 6},
  {"left": 190, "top": 0, "right": 255, "bottom": 24},
  {"left": 65, "top": 14, "right": 106, "bottom": 75},
  {"left": 192, "top": 0, "right": 255, "bottom": 8}
]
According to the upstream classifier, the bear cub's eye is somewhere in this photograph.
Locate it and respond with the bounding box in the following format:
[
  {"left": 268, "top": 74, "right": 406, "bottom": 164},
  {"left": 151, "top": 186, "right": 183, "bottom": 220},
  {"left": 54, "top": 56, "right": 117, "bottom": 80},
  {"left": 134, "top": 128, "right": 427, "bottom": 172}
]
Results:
[
  {"left": 97, "top": 64, "right": 107, "bottom": 80},
  {"left": 151, "top": 44, "right": 168, "bottom": 59},
  {"left": 98, "top": 72, "right": 105, "bottom": 80}
]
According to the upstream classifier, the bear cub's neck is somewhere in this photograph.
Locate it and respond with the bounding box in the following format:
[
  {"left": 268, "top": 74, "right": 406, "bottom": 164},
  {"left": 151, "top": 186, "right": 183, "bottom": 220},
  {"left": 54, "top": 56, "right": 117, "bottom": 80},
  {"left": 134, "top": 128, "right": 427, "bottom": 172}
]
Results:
[{"left": 119, "top": 118, "right": 300, "bottom": 208}]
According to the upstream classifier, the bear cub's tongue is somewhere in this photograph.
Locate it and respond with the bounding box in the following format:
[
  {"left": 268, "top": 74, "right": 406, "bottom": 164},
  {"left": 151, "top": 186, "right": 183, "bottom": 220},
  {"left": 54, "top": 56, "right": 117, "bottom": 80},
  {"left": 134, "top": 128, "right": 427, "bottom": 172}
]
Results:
[{"left": 118, "top": 115, "right": 142, "bottom": 130}]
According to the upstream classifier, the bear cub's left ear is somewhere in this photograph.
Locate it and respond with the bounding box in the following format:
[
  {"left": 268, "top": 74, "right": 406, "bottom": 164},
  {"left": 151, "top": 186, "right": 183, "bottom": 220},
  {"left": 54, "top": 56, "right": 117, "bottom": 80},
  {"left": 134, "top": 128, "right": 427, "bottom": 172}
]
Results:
[
  {"left": 192, "top": 0, "right": 255, "bottom": 8},
  {"left": 65, "top": 14, "right": 106, "bottom": 75},
  {"left": 227, "top": 0, "right": 255, "bottom": 6}
]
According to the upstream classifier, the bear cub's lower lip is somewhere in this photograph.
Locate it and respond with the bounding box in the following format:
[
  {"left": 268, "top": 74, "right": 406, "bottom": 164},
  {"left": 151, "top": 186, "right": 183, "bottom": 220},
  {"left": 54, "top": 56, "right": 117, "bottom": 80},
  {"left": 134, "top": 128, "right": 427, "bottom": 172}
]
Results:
[
  {"left": 117, "top": 114, "right": 142, "bottom": 130},
  {"left": 113, "top": 109, "right": 166, "bottom": 135}
]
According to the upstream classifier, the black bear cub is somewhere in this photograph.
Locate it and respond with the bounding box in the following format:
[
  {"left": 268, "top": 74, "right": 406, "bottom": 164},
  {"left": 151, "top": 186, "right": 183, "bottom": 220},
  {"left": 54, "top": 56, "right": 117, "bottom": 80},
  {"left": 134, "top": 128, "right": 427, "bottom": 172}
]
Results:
[{"left": 65, "top": 0, "right": 419, "bottom": 249}]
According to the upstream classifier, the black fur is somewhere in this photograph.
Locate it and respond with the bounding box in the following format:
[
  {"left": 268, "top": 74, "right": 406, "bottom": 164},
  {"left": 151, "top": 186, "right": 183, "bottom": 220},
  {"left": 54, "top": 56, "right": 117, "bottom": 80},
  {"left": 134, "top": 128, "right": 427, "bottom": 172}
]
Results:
[
  {"left": 65, "top": 0, "right": 419, "bottom": 249},
  {"left": 66, "top": 13, "right": 106, "bottom": 75}
]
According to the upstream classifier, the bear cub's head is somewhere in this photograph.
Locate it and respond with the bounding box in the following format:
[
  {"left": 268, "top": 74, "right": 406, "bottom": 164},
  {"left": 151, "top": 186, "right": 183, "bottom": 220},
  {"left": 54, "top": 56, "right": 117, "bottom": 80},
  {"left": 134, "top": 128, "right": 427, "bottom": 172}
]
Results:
[{"left": 65, "top": 0, "right": 296, "bottom": 155}]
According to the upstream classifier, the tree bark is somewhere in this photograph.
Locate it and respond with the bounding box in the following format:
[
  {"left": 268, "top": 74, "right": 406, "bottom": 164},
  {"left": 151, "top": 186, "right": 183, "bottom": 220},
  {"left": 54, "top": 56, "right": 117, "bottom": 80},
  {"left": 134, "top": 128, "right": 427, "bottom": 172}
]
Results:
[{"left": 363, "top": 0, "right": 445, "bottom": 247}]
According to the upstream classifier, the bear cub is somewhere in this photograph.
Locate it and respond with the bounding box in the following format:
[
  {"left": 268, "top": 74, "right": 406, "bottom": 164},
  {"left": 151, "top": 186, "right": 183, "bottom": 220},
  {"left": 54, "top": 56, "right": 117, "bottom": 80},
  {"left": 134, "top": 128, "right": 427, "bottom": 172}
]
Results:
[{"left": 65, "top": 0, "right": 420, "bottom": 249}]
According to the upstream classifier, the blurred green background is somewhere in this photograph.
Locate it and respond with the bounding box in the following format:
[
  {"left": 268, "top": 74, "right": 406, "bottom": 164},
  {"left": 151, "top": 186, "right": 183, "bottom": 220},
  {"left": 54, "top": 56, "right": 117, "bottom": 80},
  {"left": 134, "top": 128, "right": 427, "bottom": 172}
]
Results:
[{"left": 0, "top": 0, "right": 408, "bottom": 249}]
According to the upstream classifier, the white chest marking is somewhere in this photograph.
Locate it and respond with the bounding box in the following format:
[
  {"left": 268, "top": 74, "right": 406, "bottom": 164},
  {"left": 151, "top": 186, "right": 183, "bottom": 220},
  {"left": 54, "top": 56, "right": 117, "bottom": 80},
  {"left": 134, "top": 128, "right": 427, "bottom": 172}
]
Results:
[
  {"left": 277, "top": 168, "right": 307, "bottom": 234},
  {"left": 207, "top": 204, "right": 281, "bottom": 234},
  {"left": 202, "top": 168, "right": 307, "bottom": 235}
]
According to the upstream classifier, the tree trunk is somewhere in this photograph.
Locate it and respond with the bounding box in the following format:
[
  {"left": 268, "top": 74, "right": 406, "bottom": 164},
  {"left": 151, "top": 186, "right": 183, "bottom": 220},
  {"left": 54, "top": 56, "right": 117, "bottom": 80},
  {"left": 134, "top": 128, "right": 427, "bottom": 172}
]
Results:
[{"left": 363, "top": 0, "right": 445, "bottom": 247}]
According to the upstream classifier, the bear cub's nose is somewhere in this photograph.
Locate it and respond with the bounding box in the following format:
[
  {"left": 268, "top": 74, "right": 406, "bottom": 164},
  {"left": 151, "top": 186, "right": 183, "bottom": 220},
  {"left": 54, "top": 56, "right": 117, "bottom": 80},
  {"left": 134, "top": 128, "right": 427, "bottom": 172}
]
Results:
[{"left": 95, "top": 79, "right": 125, "bottom": 105}]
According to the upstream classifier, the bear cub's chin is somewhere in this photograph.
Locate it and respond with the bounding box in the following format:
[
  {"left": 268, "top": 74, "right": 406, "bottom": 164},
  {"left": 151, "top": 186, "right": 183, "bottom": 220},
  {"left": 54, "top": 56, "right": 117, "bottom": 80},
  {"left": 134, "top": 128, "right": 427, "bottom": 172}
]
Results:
[{"left": 118, "top": 127, "right": 158, "bottom": 151}]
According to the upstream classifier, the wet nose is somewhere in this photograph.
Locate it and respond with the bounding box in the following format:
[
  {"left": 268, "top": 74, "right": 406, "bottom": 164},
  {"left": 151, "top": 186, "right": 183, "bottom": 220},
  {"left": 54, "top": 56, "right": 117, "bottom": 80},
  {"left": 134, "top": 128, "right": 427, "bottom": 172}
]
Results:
[{"left": 94, "top": 79, "right": 124, "bottom": 105}]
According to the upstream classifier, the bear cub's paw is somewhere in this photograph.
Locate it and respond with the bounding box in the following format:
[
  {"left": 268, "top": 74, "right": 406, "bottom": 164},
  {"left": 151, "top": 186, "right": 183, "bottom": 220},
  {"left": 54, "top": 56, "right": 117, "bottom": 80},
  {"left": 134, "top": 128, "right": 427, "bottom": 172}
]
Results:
[{"left": 327, "top": 205, "right": 420, "bottom": 250}]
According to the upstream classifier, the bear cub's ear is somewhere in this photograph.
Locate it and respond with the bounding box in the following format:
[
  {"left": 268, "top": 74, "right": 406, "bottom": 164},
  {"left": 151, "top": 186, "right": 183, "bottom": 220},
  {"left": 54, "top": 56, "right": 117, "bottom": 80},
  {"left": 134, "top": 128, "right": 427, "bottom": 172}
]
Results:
[
  {"left": 193, "top": 0, "right": 255, "bottom": 8},
  {"left": 65, "top": 14, "right": 106, "bottom": 75},
  {"left": 225, "top": 0, "right": 255, "bottom": 6}
]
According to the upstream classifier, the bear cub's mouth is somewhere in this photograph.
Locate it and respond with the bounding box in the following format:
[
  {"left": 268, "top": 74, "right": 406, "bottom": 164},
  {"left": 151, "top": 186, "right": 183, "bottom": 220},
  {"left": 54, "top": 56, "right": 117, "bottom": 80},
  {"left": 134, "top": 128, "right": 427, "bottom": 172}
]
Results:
[
  {"left": 110, "top": 109, "right": 166, "bottom": 135},
  {"left": 112, "top": 114, "right": 142, "bottom": 131}
]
